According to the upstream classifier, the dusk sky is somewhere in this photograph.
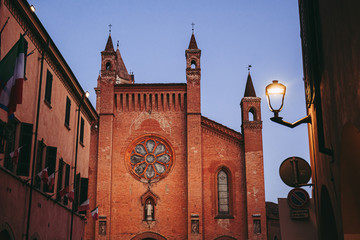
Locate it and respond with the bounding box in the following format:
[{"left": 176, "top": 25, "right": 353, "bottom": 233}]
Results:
[{"left": 29, "top": 0, "right": 310, "bottom": 203}]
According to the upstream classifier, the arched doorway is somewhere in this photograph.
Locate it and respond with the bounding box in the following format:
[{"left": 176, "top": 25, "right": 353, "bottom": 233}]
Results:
[
  {"left": 131, "top": 232, "right": 167, "bottom": 240},
  {"left": 340, "top": 123, "right": 360, "bottom": 239},
  {"left": 0, "top": 223, "right": 15, "bottom": 240},
  {"left": 319, "top": 186, "right": 337, "bottom": 240}
]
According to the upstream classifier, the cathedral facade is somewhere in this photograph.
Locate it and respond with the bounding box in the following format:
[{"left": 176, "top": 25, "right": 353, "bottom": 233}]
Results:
[{"left": 86, "top": 33, "right": 267, "bottom": 240}]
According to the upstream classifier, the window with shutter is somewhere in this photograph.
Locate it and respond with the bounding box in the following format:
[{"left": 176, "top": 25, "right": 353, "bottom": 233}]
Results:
[
  {"left": 44, "top": 70, "right": 53, "bottom": 105},
  {"left": 16, "top": 123, "right": 33, "bottom": 176},
  {"left": 43, "top": 146, "right": 57, "bottom": 193},
  {"left": 65, "top": 97, "right": 71, "bottom": 128}
]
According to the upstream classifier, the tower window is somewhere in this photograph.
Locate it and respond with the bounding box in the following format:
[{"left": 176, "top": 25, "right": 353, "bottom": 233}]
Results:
[
  {"left": 106, "top": 62, "right": 111, "bottom": 70},
  {"left": 249, "top": 108, "right": 256, "bottom": 121},
  {"left": 191, "top": 60, "right": 196, "bottom": 69}
]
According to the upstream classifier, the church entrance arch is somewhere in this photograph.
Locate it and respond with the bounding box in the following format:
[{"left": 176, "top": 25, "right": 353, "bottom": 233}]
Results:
[{"left": 131, "top": 232, "right": 167, "bottom": 240}]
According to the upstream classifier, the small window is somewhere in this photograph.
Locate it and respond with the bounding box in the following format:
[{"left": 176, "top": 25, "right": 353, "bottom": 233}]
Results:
[
  {"left": 191, "top": 60, "right": 196, "bottom": 69},
  {"left": 79, "top": 117, "right": 85, "bottom": 145},
  {"left": 249, "top": 108, "right": 256, "bottom": 121},
  {"left": 218, "top": 170, "right": 230, "bottom": 214},
  {"left": 65, "top": 97, "right": 71, "bottom": 128},
  {"left": 44, "top": 70, "right": 53, "bottom": 105},
  {"left": 106, "top": 62, "right": 111, "bottom": 70}
]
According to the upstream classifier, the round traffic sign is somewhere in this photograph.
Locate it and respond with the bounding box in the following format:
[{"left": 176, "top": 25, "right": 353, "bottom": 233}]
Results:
[
  {"left": 279, "top": 156, "right": 311, "bottom": 187},
  {"left": 287, "top": 188, "right": 309, "bottom": 209}
]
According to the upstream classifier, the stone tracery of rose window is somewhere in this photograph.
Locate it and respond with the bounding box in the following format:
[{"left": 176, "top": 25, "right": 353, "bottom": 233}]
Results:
[{"left": 127, "top": 136, "right": 174, "bottom": 182}]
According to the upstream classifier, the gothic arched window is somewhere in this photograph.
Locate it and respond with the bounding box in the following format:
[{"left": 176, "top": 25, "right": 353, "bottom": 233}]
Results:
[{"left": 218, "top": 169, "right": 230, "bottom": 215}]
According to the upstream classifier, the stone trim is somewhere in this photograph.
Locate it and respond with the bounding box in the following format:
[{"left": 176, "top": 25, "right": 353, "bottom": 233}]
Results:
[{"left": 201, "top": 116, "right": 243, "bottom": 143}]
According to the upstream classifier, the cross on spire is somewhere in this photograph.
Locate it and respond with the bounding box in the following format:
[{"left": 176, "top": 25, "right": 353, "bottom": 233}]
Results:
[
  {"left": 247, "top": 64, "right": 252, "bottom": 72},
  {"left": 191, "top": 22, "right": 195, "bottom": 34},
  {"left": 109, "top": 24, "right": 112, "bottom": 34}
]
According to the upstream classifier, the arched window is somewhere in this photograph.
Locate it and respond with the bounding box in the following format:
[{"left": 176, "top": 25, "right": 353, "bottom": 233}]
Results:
[
  {"left": 106, "top": 62, "right": 111, "bottom": 70},
  {"left": 218, "top": 170, "right": 230, "bottom": 214},
  {"left": 191, "top": 60, "right": 196, "bottom": 69},
  {"left": 249, "top": 108, "right": 256, "bottom": 121}
]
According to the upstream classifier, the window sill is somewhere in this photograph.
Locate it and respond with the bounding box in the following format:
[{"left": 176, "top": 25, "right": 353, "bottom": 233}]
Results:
[
  {"left": 44, "top": 100, "right": 52, "bottom": 109},
  {"left": 215, "top": 214, "right": 234, "bottom": 219},
  {"left": 64, "top": 123, "right": 70, "bottom": 131}
]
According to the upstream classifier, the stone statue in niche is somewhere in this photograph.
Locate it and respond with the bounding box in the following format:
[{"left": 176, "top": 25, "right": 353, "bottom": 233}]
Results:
[
  {"left": 191, "top": 219, "right": 199, "bottom": 234},
  {"left": 145, "top": 200, "right": 154, "bottom": 221}
]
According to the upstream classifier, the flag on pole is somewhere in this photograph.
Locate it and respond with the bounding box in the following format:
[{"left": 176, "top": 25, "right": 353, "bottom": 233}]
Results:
[
  {"left": 9, "top": 146, "right": 22, "bottom": 164},
  {"left": 78, "top": 199, "right": 90, "bottom": 212},
  {"left": 0, "top": 34, "right": 26, "bottom": 117},
  {"left": 91, "top": 207, "right": 99, "bottom": 220},
  {"left": 47, "top": 173, "right": 55, "bottom": 190},
  {"left": 67, "top": 190, "right": 75, "bottom": 202},
  {"left": 59, "top": 186, "right": 69, "bottom": 197},
  {"left": 37, "top": 168, "right": 48, "bottom": 184}
]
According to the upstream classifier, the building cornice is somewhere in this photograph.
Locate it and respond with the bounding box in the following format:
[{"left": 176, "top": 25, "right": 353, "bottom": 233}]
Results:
[{"left": 201, "top": 116, "right": 243, "bottom": 144}]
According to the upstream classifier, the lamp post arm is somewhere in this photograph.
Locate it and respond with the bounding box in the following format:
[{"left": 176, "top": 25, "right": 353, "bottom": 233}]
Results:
[{"left": 270, "top": 115, "right": 311, "bottom": 128}]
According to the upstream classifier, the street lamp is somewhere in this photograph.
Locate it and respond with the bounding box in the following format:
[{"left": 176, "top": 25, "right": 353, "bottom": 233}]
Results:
[
  {"left": 265, "top": 80, "right": 311, "bottom": 128},
  {"left": 70, "top": 91, "right": 89, "bottom": 240}
]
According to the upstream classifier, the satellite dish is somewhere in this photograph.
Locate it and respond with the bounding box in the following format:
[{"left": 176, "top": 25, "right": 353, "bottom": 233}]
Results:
[{"left": 279, "top": 156, "right": 311, "bottom": 187}]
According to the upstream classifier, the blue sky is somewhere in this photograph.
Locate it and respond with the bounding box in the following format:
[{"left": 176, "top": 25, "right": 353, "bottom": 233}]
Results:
[{"left": 30, "top": 0, "right": 310, "bottom": 203}]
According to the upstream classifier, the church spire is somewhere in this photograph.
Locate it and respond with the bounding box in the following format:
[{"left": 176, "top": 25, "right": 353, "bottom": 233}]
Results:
[
  {"left": 115, "top": 46, "right": 131, "bottom": 81},
  {"left": 244, "top": 72, "right": 256, "bottom": 97},
  {"left": 104, "top": 34, "right": 114, "bottom": 52},
  {"left": 188, "top": 33, "right": 198, "bottom": 50}
]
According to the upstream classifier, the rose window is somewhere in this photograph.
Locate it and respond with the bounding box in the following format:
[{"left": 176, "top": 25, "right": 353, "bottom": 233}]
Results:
[{"left": 126, "top": 136, "right": 174, "bottom": 182}]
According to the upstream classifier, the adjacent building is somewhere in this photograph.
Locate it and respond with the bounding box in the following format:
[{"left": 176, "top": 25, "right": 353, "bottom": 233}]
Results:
[
  {"left": 87, "top": 32, "right": 267, "bottom": 240},
  {"left": 0, "top": 0, "right": 98, "bottom": 239},
  {"left": 298, "top": 0, "right": 360, "bottom": 239}
]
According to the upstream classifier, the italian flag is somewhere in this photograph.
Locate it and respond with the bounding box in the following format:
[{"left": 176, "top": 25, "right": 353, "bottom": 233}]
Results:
[
  {"left": 91, "top": 207, "right": 99, "bottom": 220},
  {"left": 0, "top": 34, "right": 26, "bottom": 117},
  {"left": 78, "top": 199, "right": 90, "bottom": 212}
]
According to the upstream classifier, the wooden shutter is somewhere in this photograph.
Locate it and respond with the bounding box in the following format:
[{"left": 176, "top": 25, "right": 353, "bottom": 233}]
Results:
[{"left": 16, "top": 123, "right": 33, "bottom": 176}]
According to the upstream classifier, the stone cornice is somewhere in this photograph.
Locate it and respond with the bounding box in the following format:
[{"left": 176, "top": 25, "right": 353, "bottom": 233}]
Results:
[{"left": 201, "top": 116, "right": 243, "bottom": 143}]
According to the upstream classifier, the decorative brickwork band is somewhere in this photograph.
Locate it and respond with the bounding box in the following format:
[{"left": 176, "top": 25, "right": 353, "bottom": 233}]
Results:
[{"left": 242, "top": 121, "right": 263, "bottom": 129}]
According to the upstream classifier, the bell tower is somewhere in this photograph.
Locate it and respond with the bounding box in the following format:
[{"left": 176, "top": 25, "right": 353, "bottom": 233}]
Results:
[
  {"left": 186, "top": 31, "right": 201, "bottom": 113},
  {"left": 185, "top": 31, "right": 203, "bottom": 239},
  {"left": 241, "top": 72, "right": 267, "bottom": 239}
]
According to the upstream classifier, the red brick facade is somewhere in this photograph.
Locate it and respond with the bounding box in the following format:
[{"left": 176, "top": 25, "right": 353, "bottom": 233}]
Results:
[{"left": 87, "top": 33, "right": 267, "bottom": 240}]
